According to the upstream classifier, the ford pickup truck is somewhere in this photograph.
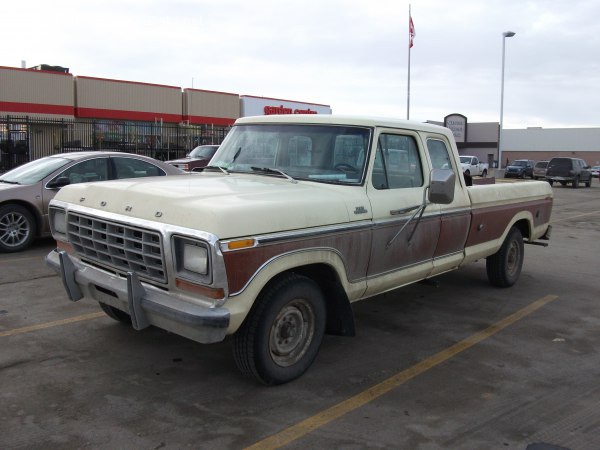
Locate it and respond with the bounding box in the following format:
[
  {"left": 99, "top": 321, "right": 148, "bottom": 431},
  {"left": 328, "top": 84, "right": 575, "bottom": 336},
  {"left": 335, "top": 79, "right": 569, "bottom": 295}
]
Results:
[
  {"left": 46, "top": 115, "right": 553, "bottom": 385},
  {"left": 459, "top": 155, "right": 489, "bottom": 177}
]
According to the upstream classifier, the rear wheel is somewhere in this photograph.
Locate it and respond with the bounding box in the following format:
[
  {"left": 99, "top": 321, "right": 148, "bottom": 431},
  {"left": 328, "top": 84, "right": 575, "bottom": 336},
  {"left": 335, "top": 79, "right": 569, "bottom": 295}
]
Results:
[
  {"left": 99, "top": 302, "right": 132, "bottom": 324},
  {"left": 572, "top": 176, "right": 579, "bottom": 188},
  {"left": 233, "top": 274, "right": 326, "bottom": 385},
  {"left": 0, "top": 204, "right": 36, "bottom": 253},
  {"left": 482, "top": 169, "right": 488, "bottom": 177},
  {"left": 486, "top": 227, "right": 524, "bottom": 288},
  {"left": 585, "top": 177, "right": 591, "bottom": 187}
]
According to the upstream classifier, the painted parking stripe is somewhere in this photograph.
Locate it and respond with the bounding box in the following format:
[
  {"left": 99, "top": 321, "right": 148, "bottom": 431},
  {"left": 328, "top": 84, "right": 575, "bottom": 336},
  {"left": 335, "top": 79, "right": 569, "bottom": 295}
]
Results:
[
  {"left": 0, "top": 312, "right": 105, "bottom": 337},
  {"left": 246, "top": 294, "right": 559, "bottom": 450}
]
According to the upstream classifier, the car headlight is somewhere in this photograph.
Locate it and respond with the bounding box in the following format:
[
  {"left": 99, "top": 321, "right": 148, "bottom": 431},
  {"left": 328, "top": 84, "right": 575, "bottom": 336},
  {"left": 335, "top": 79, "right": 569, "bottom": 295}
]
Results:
[
  {"left": 183, "top": 242, "right": 208, "bottom": 274},
  {"left": 173, "top": 236, "right": 211, "bottom": 282},
  {"left": 50, "top": 207, "right": 68, "bottom": 239}
]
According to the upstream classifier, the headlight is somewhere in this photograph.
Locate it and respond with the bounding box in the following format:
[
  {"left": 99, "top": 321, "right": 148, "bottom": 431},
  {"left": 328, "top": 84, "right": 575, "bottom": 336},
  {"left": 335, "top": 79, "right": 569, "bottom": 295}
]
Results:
[
  {"left": 173, "top": 236, "right": 211, "bottom": 283},
  {"left": 50, "top": 207, "right": 67, "bottom": 239},
  {"left": 183, "top": 242, "right": 208, "bottom": 274}
]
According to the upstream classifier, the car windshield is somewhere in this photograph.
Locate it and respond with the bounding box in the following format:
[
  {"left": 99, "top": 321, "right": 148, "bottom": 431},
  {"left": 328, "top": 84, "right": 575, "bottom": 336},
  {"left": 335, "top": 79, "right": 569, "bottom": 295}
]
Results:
[
  {"left": 0, "top": 156, "right": 71, "bottom": 185},
  {"left": 188, "top": 146, "right": 218, "bottom": 158},
  {"left": 512, "top": 161, "right": 528, "bottom": 167},
  {"left": 210, "top": 124, "right": 372, "bottom": 185},
  {"left": 535, "top": 162, "right": 548, "bottom": 168},
  {"left": 459, "top": 156, "right": 471, "bottom": 164}
]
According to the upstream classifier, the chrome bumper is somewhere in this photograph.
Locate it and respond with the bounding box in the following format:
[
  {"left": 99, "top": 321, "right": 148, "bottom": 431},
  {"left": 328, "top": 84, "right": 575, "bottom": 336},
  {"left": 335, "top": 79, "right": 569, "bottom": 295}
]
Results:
[{"left": 46, "top": 249, "right": 230, "bottom": 343}]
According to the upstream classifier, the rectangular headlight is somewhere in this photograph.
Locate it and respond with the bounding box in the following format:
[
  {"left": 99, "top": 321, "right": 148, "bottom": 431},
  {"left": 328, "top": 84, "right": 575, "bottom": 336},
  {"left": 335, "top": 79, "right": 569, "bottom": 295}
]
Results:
[
  {"left": 173, "top": 236, "right": 211, "bottom": 284},
  {"left": 183, "top": 243, "right": 208, "bottom": 274},
  {"left": 49, "top": 207, "right": 67, "bottom": 239}
]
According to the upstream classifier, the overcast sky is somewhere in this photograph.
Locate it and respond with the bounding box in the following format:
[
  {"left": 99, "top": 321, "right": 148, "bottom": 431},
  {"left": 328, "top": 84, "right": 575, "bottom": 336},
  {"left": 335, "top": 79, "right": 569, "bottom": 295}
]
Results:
[{"left": 3, "top": 0, "right": 599, "bottom": 129}]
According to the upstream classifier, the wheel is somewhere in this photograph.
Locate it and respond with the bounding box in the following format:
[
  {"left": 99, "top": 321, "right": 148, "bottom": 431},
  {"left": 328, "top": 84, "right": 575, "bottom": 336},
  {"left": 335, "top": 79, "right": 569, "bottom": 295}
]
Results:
[
  {"left": 572, "top": 177, "right": 579, "bottom": 188},
  {"left": 99, "top": 302, "right": 132, "bottom": 324},
  {"left": 585, "top": 177, "right": 591, "bottom": 188},
  {"left": 486, "top": 227, "right": 524, "bottom": 288},
  {"left": 0, "top": 204, "right": 36, "bottom": 252},
  {"left": 334, "top": 163, "right": 358, "bottom": 173},
  {"left": 560, "top": 181, "right": 566, "bottom": 186},
  {"left": 547, "top": 179, "right": 553, "bottom": 186},
  {"left": 482, "top": 169, "right": 488, "bottom": 178},
  {"left": 233, "top": 274, "right": 326, "bottom": 385}
]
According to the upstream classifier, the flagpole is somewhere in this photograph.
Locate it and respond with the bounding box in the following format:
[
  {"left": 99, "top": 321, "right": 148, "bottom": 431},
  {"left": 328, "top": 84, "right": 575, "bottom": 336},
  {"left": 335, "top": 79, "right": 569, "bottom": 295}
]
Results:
[{"left": 407, "top": 4, "right": 412, "bottom": 120}]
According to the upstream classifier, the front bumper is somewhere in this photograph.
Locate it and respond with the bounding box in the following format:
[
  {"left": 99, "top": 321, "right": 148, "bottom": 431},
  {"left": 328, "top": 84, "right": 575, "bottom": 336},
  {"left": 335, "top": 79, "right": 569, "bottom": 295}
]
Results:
[{"left": 46, "top": 249, "right": 230, "bottom": 344}]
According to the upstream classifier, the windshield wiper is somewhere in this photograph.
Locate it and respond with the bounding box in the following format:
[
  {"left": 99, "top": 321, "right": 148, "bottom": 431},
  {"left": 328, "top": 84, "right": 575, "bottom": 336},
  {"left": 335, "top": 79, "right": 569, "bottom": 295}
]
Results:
[
  {"left": 250, "top": 167, "right": 297, "bottom": 183},
  {"left": 0, "top": 179, "right": 20, "bottom": 184},
  {"left": 203, "top": 165, "right": 230, "bottom": 175}
]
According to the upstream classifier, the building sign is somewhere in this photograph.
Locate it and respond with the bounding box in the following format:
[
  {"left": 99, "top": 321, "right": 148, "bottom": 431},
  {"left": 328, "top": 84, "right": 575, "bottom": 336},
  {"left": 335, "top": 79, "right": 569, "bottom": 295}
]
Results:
[
  {"left": 240, "top": 95, "right": 332, "bottom": 117},
  {"left": 444, "top": 113, "right": 467, "bottom": 143},
  {"left": 264, "top": 105, "right": 318, "bottom": 115}
]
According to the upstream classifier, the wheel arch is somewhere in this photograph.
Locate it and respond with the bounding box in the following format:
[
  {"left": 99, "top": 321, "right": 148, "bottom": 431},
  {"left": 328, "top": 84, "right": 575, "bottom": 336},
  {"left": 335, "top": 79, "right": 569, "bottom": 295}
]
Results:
[
  {"left": 0, "top": 200, "right": 43, "bottom": 237},
  {"left": 226, "top": 249, "right": 360, "bottom": 337}
]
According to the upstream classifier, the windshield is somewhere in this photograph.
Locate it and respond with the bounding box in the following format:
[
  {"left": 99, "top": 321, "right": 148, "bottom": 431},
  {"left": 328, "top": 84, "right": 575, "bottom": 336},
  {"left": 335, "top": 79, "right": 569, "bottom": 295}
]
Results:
[
  {"left": 188, "top": 145, "right": 218, "bottom": 158},
  {"left": 210, "top": 124, "right": 372, "bottom": 185},
  {"left": 0, "top": 156, "right": 71, "bottom": 185},
  {"left": 512, "top": 161, "right": 528, "bottom": 167},
  {"left": 459, "top": 156, "right": 471, "bottom": 164}
]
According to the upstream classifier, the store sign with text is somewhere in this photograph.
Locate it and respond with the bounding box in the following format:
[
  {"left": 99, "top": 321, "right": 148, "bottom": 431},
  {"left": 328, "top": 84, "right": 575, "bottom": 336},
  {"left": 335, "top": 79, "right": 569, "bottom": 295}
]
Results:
[{"left": 444, "top": 114, "right": 467, "bottom": 143}]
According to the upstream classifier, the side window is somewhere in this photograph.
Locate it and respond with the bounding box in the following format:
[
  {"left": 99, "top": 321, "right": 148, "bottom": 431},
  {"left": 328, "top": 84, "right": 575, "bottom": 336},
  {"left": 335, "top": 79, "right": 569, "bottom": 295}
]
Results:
[
  {"left": 426, "top": 139, "right": 453, "bottom": 170},
  {"left": 112, "top": 157, "right": 166, "bottom": 179},
  {"left": 371, "top": 133, "right": 423, "bottom": 190},
  {"left": 472, "top": 157, "right": 479, "bottom": 165},
  {"left": 55, "top": 157, "right": 108, "bottom": 184}
]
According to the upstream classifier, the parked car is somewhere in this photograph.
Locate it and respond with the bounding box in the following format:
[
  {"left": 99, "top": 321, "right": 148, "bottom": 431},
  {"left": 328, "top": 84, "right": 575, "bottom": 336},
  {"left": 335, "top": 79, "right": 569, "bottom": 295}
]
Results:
[
  {"left": 545, "top": 157, "right": 592, "bottom": 188},
  {"left": 0, "top": 152, "right": 183, "bottom": 252},
  {"left": 504, "top": 159, "right": 535, "bottom": 179},
  {"left": 591, "top": 165, "right": 600, "bottom": 178},
  {"left": 166, "top": 144, "right": 219, "bottom": 172},
  {"left": 533, "top": 160, "right": 549, "bottom": 180}
]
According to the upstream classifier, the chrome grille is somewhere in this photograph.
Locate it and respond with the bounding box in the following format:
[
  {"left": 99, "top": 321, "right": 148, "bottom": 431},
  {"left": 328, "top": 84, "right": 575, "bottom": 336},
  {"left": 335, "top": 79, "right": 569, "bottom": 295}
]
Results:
[{"left": 67, "top": 212, "right": 166, "bottom": 284}]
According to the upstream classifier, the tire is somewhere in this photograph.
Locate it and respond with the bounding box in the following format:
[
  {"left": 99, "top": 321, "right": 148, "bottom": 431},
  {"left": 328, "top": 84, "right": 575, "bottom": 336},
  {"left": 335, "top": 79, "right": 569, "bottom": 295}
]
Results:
[
  {"left": 572, "top": 177, "right": 579, "bottom": 189},
  {"left": 560, "top": 181, "right": 567, "bottom": 186},
  {"left": 233, "top": 274, "right": 326, "bottom": 385},
  {"left": 482, "top": 169, "right": 488, "bottom": 178},
  {"left": 585, "top": 177, "right": 591, "bottom": 188},
  {"left": 547, "top": 179, "right": 553, "bottom": 186},
  {"left": 99, "top": 302, "right": 132, "bottom": 324},
  {"left": 486, "top": 227, "right": 524, "bottom": 288},
  {"left": 0, "top": 204, "right": 36, "bottom": 253}
]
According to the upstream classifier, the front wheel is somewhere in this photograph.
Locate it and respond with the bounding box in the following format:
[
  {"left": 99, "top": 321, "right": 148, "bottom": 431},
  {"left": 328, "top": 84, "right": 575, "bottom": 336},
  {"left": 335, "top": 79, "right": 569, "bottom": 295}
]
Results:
[
  {"left": 0, "top": 204, "right": 36, "bottom": 253},
  {"left": 572, "top": 177, "right": 579, "bottom": 188},
  {"left": 486, "top": 227, "right": 524, "bottom": 288},
  {"left": 233, "top": 274, "right": 326, "bottom": 385}
]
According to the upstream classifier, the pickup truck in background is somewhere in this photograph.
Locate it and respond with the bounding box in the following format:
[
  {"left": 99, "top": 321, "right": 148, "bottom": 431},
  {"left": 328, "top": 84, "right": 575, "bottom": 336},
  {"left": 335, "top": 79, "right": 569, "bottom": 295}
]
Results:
[
  {"left": 460, "top": 155, "right": 489, "bottom": 177},
  {"left": 46, "top": 115, "right": 553, "bottom": 385}
]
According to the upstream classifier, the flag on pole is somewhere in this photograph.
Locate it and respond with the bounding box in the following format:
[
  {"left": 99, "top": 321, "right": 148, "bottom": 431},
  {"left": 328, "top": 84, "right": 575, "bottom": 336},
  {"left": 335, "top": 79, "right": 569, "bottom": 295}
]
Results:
[{"left": 409, "top": 15, "right": 415, "bottom": 48}]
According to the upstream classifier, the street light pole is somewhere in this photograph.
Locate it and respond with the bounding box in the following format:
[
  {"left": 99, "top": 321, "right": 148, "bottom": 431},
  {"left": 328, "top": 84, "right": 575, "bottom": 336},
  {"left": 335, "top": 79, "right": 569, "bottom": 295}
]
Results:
[{"left": 498, "top": 31, "right": 515, "bottom": 170}]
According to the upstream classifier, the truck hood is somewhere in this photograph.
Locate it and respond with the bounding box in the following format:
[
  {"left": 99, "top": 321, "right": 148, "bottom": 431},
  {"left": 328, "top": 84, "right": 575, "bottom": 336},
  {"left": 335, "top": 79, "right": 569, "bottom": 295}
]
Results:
[{"left": 53, "top": 173, "right": 370, "bottom": 239}]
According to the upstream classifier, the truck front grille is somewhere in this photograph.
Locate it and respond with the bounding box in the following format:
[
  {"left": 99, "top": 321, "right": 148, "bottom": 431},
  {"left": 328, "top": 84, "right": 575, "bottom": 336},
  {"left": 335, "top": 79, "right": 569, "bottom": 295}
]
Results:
[{"left": 67, "top": 212, "right": 166, "bottom": 284}]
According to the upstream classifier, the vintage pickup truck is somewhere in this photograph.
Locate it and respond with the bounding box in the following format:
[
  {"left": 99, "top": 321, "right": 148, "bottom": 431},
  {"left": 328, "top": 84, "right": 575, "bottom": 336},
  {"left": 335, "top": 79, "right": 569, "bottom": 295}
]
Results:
[{"left": 46, "top": 115, "right": 553, "bottom": 384}]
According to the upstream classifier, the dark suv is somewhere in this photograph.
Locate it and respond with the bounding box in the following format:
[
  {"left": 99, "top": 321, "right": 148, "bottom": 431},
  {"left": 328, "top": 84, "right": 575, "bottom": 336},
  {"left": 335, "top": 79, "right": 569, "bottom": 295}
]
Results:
[
  {"left": 545, "top": 157, "right": 592, "bottom": 188},
  {"left": 505, "top": 159, "right": 535, "bottom": 178}
]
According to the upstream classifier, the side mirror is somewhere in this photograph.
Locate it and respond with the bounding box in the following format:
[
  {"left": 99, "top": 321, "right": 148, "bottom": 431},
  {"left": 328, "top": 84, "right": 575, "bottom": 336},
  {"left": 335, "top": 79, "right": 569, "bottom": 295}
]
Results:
[
  {"left": 47, "top": 176, "right": 71, "bottom": 189},
  {"left": 429, "top": 168, "right": 455, "bottom": 204}
]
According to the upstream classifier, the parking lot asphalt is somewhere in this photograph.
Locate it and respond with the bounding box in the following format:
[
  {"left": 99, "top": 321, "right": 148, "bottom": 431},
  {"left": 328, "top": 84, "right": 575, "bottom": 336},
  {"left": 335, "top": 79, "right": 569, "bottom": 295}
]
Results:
[{"left": 1, "top": 183, "right": 599, "bottom": 449}]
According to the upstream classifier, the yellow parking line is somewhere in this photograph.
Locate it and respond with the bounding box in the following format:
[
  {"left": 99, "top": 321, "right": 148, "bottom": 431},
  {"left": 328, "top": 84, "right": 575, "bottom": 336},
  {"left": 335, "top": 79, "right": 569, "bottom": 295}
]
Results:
[
  {"left": 0, "top": 312, "right": 105, "bottom": 337},
  {"left": 246, "top": 294, "right": 559, "bottom": 450}
]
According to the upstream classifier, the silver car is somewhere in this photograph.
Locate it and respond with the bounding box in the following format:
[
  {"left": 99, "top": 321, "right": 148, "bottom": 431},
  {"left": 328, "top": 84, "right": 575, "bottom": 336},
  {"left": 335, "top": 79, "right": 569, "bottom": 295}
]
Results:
[{"left": 0, "top": 152, "right": 183, "bottom": 252}]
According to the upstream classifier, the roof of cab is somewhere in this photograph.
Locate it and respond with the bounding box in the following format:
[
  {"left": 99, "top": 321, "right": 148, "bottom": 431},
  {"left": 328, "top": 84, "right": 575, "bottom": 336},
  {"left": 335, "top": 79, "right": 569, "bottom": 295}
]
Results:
[{"left": 235, "top": 114, "right": 452, "bottom": 137}]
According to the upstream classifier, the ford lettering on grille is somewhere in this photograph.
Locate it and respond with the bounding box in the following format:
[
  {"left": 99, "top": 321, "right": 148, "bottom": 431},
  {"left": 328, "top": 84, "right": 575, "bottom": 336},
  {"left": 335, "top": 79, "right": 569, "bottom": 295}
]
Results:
[{"left": 67, "top": 212, "right": 166, "bottom": 284}]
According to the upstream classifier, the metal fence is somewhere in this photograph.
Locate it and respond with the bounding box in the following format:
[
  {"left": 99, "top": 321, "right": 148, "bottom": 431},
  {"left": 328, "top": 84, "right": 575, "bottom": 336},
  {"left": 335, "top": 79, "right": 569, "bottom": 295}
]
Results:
[{"left": 0, "top": 115, "right": 231, "bottom": 172}]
